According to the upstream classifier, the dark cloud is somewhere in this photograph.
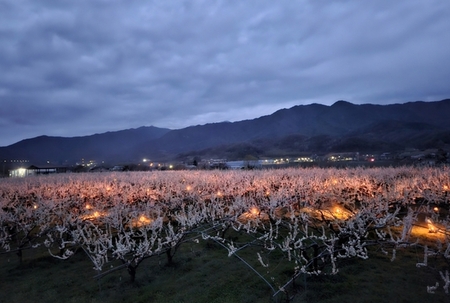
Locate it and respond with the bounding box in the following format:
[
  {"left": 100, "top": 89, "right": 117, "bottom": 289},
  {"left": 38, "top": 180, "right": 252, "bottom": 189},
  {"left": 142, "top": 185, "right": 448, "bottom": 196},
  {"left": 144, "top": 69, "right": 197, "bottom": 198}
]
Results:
[{"left": 1, "top": 0, "right": 449, "bottom": 146}]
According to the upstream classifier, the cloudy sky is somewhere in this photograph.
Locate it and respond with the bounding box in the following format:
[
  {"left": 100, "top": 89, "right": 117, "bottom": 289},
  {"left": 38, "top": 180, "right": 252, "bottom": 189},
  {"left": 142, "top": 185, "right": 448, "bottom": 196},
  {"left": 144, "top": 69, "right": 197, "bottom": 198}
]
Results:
[{"left": 1, "top": 0, "right": 450, "bottom": 146}]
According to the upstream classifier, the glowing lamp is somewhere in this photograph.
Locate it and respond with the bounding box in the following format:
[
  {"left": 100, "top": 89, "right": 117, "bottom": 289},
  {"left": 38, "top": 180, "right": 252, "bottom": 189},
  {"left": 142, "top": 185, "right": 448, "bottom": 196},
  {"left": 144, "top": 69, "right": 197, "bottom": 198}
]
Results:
[
  {"left": 139, "top": 215, "right": 151, "bottom": 224},
  {"left": 426, "top": 218, "right": 437, "bottom": 233},
  {"left": 131, "top": 215, "right": 153, "bottom": 227},
  {"left": 250, "top": 207, "right": 260, "bottom": 216},
  {"left": 17, "top": 168, "right": 27, "bottom": 177}
]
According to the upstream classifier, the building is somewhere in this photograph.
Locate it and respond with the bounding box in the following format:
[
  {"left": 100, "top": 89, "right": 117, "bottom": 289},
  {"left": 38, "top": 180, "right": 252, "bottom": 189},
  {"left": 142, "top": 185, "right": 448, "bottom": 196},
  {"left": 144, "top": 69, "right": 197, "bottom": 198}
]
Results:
[{"left": 9, "top": 165, "right": 68, "bottom": 177}]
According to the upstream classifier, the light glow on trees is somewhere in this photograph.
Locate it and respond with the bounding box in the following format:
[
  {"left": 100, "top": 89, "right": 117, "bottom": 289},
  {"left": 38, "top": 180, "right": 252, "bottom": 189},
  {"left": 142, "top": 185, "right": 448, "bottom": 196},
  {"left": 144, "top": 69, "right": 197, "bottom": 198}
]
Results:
[{"left": 0, "top": 166, "right": 449, "bottom": 297}]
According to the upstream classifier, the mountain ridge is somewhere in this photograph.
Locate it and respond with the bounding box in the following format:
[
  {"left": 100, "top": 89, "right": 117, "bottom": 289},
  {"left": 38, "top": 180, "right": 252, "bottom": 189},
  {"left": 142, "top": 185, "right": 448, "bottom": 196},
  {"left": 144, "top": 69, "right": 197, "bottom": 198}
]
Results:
[{"left": 1, "top": 99, "right": 450, "bottom": 165}]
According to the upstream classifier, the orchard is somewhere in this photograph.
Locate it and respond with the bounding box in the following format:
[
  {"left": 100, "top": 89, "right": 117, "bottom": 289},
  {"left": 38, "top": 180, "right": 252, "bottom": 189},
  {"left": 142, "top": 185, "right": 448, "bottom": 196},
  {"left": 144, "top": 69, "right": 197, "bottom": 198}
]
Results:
[{"left": 1, "top": 166, "right": 449, "bottom": 301}]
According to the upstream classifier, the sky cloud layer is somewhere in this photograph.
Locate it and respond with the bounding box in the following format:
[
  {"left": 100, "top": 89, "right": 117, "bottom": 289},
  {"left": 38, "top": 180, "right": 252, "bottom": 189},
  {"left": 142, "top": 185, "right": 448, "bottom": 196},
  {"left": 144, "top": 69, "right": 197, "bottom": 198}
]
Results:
[{"left": 1, "top": 0, "right": 450, "bottom": 146}]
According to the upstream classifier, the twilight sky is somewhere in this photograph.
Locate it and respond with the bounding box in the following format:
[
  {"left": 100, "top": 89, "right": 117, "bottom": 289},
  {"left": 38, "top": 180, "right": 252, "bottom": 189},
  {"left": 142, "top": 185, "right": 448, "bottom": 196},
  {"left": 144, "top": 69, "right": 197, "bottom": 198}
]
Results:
[{"left": 1, "top": 0, "right": 450, "bottom": 147}]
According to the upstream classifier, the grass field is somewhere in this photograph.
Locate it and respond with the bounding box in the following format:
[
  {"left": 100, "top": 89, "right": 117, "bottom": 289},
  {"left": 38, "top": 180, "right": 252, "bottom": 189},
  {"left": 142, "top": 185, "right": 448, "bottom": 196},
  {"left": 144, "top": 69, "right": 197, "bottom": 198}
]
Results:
[{"left": 1, "top": 232, "right": 448, "bottom": 303}]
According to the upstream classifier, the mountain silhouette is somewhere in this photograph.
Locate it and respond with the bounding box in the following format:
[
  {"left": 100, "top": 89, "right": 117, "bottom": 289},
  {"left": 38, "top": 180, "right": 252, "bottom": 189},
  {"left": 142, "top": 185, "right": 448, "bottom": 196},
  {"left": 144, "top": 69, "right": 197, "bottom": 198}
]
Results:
[{"left": 1, "top": 99, "right": 450, "bottom": 165}]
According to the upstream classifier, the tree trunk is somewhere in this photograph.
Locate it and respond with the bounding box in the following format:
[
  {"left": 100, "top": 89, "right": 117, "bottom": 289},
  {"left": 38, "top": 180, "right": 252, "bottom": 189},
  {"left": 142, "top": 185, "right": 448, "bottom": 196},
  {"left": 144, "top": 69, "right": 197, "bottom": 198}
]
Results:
[
  {"left": 166, "top": 248, "right": 173, "bottom": 265},
  {"left": 312, "top": 244, "right": 318, "bottom": 271},
  {"left": 16, "top": 248, "right": 23, "bottom": 265},
  {"left": 127, "top": 264, "right": 136, "bottom": 283}
]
